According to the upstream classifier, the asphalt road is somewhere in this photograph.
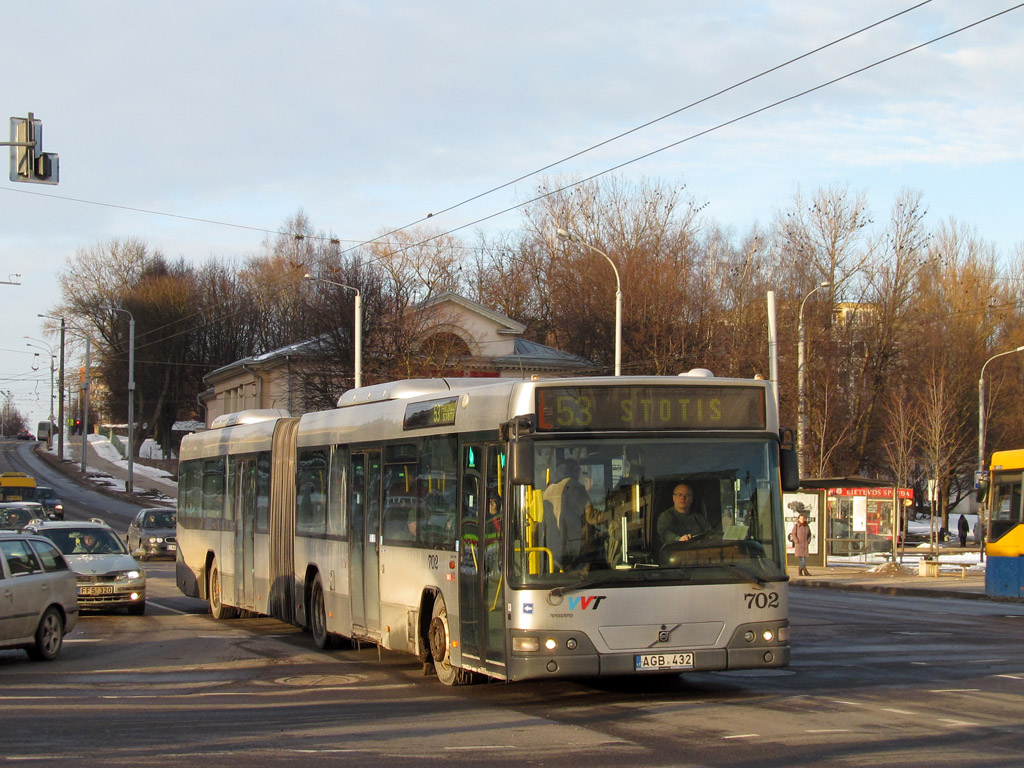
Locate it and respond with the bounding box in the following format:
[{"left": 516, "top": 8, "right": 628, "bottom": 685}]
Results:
[
  {"left": 4, "top": 438, "right": 1024, "bottom": 766},
  {"left": 2, "top": 560, "right": 1023, "bottom": 766},
  {"left": 0, "top": 438, "right": 142, "bottom": 531}
]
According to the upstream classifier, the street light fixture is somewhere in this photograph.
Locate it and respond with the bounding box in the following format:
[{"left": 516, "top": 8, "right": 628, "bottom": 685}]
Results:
[
  {"left": 555, "top": 227, "right": 622, "bottom": 376},
  {"left": 797, "top": 281, "right": 831, "bottom": 479},
  {"left": 304, "top": 274, "right": 362, "bottom": 389},
  {"left": 25, "top": 339, "right": 56, "bottom": 448},
  {"left": 36, "top": 314, "right": 66, "bottom": 462},
  {"left": 109, "top": 308, "right": 136, "bottom": 494},
  {"left": 978, "top": 344, "right": 1024, "bottom": 475}
]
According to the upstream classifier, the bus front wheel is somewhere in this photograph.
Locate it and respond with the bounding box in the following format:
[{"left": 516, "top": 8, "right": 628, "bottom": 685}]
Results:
[{"left": 428, "top": 598, "right": 473, "bottom": 686}]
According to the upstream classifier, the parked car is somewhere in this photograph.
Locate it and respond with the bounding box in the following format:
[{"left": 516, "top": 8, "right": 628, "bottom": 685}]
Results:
[
  {"left": 126, "top": 508, "right": 177, "bottom": 560},
  {"left": 0, "top": 502, "right": 46, "bottom": 531},
  {"left": 0, "top": 531, "right": 79, "bottom": 660},
  {"left": 23, "top": 518, "right": 146, "bottom": 615},
  {"left": 32, "top": 487, "right": 64, "bottom": 520}
]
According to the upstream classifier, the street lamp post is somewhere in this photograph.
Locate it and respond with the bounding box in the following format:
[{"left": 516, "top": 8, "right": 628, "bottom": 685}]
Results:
[
  {"left": 303, "top": 274, "right": 362, "bottom": 389},
  {"left": 556, "top": 228, "right": 622, "bottom": 376},
  {"left": 81, "top": 336, "right": 90, "bottom": 473},
  {"left": 978, "top": 345, "right": 1024, "bottom": 475},
  {"left": 110, "top": 308, "right": 136, "bottom": 493},
  {"left": 37, "top": 315, "right": 66, "bottom": 461},
  {"left": 25, "top": 339, "right": 56, "bottom": 448},
  {"left": 797, "top": 282, "right": 831, "bottom": 479}
]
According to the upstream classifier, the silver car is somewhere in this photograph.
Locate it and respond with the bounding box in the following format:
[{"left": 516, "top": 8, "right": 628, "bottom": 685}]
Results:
[
  {"left": 24, "top": 519, "right": 147, "bottom": 615},
  {"left": 0, "top": 531, "right": 79, "bottom": 660}
]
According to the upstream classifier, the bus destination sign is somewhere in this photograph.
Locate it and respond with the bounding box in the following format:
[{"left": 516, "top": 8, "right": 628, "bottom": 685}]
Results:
[
  {"left": 404, "top": 396, "right": 459, "bottom": 431},
  {"left": 536, "top": 385, "right": 766, "bottom": 432}
]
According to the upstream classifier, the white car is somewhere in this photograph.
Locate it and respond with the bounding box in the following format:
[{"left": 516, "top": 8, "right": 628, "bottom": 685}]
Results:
[
  {"left": 0, "top": 531, "right": 79, "bottom": 660},
  {"left": 24, "top": 519, "right": 147, "bottom": 615}
]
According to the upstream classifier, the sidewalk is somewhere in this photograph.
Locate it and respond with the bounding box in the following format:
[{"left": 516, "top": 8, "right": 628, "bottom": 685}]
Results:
[
  {"left": 36, "top": 434, "right": 177, "bottom": 505},
  {"left": 792, "top": 562, "right": 989, "bottom": 600}
]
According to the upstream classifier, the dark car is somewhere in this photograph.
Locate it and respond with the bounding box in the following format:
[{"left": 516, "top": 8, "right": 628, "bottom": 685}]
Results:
[
  {"left": 32, "top": 487, "right": 64, "bottom": 520},
  {"left": 0, "top": 502, "right": 46, "bottom": 531},
  {"left": 125, "top": 508, "right": 177, "bottom": 561}
]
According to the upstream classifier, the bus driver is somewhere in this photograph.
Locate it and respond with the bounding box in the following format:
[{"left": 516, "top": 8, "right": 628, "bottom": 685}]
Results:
[{"left": 658, "top": 482, "right": 710, "bottom": 545}]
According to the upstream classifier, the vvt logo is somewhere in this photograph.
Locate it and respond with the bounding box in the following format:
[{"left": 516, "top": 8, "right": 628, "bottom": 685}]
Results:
[{"left": 567, "top": 595, "right": 606, "bottom": 611}]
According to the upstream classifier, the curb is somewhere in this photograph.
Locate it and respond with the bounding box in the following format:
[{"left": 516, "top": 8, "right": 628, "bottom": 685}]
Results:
[
  {"left": 791, "top": 577, "right": 990, "bottom": 600},
  {"left": 31, "top": 442, "right": 173, "bottom": 508}
]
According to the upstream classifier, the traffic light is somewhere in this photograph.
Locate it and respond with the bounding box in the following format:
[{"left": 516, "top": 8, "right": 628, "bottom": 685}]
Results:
[
  {"left": 72, "top": 418, "right": 82, "bottom": 435},
  {"left": 8, "top": 113, "right": 59, "bottom": 185}
]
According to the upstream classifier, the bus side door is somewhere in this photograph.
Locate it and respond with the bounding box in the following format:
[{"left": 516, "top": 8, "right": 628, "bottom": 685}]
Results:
[
  {"left": 350, "top": 450, "right": 382, "bottom": 639},
  {"left": 458, "top": 443, "right": 506, "bottom": 675}
]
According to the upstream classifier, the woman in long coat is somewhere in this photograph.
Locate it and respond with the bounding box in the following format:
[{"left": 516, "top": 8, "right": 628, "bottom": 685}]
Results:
[{"left": 789, "top": 513, "right": 813, "bottom": 576}]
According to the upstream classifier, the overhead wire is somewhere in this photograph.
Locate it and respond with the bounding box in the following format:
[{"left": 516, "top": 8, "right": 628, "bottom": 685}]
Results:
[
  {"left": 372, "top": 3, "right": 1024, "bottom": 262},
  {"left": 2, "top": 0, "right": 950, "bottom": 259},
  {"left": 14, "top": 3, "right": 1024, "bottom": 378}
]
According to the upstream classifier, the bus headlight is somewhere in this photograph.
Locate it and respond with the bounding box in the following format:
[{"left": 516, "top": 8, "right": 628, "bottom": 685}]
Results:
[
  {"left": 513, "top": 637, "right": 540, "bottom": 653},
  {"left": 544, "top": 638, "right": 558, "bottom": 651},
  {"left": 762, "top": 630, "right": 775, "bottom": 643}
]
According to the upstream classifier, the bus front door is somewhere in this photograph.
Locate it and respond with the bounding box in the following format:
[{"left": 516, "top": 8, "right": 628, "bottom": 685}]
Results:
[
  {"left": 350, "top": 451, "right": 382, "bottom": 639},
  {"left": 458, "top": 444, "right": 506, "bottom": 677}
]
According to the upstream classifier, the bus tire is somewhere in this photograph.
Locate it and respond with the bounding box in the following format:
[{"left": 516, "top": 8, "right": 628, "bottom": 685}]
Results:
[
  {"left": 310, "top": 577, "right": 339, "bottom": 650},
  {"left": 208, "top": 558, "right": 238, "bottom": 620},
  {"left": 428, "top": 597, "right": 473, "bottom": 686}
]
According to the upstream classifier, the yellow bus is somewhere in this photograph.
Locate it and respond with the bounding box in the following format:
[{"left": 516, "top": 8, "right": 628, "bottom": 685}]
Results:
[
  {"left": 982, "top": 448, "right": 1024, "bottom": 599},
  {"left": 0, "top": 472, "right": 37, "bottom": 502}
]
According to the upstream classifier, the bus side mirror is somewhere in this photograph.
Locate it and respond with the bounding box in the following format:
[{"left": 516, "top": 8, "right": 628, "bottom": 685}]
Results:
[
  {"left": 780, "top": 448, "right": 799, "bottom": 492},
  {"left": 509, "top": 439, "right": 534, "bottom": 486},
  {"left": 976, "top": 478, "right": 989, "bottom": 504}
]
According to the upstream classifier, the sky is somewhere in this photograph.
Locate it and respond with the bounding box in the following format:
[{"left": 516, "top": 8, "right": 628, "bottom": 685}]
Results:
[{"left": 2, "top": 1, "right": 1023, "bottom": 433}]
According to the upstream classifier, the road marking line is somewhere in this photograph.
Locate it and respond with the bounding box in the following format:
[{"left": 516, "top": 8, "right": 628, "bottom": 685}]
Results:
[
  {"left": 445, "top": 746, "right": 518, "bottom": 751},
  {"left": 833, "top": 700, "right": 864, "bottom": 706},
  {"left": 807, "top": 729, "right": 849, "bottom": 733},
  {"left": 994, "top": 674, "right": 1024, "bottom": 679},
  {"left": 148, "top": 600, "right": 189, "bottom": 615},
  {"left": 929, "top": 688, "right": 980, "bottom": 693},
  {"left": 939, "top": 718, "right": 980, "bottom": 727},
  {"left": 723, "top": 734, "right": 759, "bottom": 740},
  {"left": 881, "top": 708, "right": 916, "bottom": 715}
]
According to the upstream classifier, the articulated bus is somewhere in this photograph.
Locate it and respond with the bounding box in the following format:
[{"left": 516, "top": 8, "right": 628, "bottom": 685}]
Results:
[
  {"left": 982, "top": 448, "right": 1024, "bottom": 599},
  {"left": 176, "top": 373, "right": 799, "bottom": 684}
]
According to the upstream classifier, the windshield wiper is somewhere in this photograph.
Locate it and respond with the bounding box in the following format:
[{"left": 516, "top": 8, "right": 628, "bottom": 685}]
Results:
[
  {"left": 549, "top": 575, "right": 643, "bottom": 598},
  {"left": 683, "top": 562, "right": 771, "bottom": 586}
]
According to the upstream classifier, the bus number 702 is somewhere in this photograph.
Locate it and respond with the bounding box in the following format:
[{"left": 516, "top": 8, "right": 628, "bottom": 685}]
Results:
[{"left": 744, "top": 592, "right": 779, "bottom": 609}]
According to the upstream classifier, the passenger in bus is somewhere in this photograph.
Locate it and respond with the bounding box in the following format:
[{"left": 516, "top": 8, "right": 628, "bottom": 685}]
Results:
[
  {"left": 542, "top": 459, "right": 590, "bottom": 569},
  {"left": 657, "top": 482, "right": 711, "bottom": 546}
]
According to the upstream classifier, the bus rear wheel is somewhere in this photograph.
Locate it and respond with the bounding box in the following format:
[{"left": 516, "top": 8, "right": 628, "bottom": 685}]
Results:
[
  {"left": 310, "top": 577, "right": 339, "bottom": 650},
  {"left": 428, "top": 598, "right": 473, "bottom": 686},
  {"left": 208, "top": 558, "right": 238, "bottom": 620}
]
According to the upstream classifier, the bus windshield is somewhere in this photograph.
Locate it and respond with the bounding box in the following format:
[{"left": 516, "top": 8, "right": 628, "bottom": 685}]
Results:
[{"left": 509, "top": 437, "right": 785, "bottom": 587}]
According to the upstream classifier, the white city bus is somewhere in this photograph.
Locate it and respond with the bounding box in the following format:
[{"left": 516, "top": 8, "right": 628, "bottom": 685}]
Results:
[{"left": 176, "top": 373, "right": 798, "bottom": 684}]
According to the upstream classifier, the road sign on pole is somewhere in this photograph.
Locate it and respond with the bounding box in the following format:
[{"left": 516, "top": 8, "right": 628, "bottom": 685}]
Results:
[{"left": 7, "top": 112, "right": 59, "bottom": 184}]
